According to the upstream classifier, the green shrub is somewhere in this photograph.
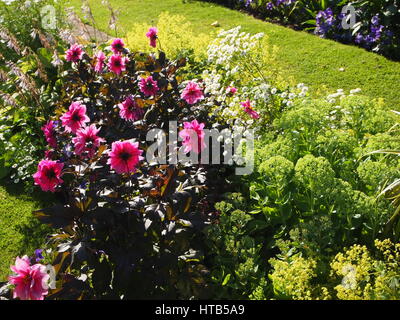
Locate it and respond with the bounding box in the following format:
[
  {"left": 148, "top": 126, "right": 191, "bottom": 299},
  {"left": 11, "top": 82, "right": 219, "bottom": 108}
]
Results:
[
  {"left": 259, "top": 156, "right": 294, "bottom": 187},
  {"left": 294, "top": 155, "right": 336, "bottom": 197},
  {"left": 0, "top": 1, "right": 68, "bottom": 189},
  {"left": 205, "top": 193, "right": 267, "bottom": 299},
  {"left": 125, "top": 12, "right": 212, "bottom": 61}
]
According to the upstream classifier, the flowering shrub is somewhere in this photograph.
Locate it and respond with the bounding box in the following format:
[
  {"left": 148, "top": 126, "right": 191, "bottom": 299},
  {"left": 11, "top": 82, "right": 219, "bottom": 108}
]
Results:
[
  {"left": 203, "top": 26, "right": 303, "bottom": 135},
  {"left": 350, "top": 1, "right": 399, "bottom": 58},
  {"left": 266, "top": 238, "right": 400, "bottom": 300},
  {"left": 0, "top": 32, "right": 252, "bottom": 299},
  {"left": 125, "top": 12, "right": 212, "bottom": 62},
  {"left": 203, "top": 91, "right": 400, "bottom": 299}
]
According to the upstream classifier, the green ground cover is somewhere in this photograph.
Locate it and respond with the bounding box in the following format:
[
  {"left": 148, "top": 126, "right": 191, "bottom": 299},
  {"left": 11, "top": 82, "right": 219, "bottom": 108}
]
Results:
[{"left": 0, "top": 182, "right": 53, "bottom": 280}]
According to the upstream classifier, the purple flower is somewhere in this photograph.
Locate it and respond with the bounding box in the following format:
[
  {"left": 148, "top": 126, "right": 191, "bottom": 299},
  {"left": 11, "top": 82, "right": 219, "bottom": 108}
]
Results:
[
  {"left": 371, "top": 14, "right": 379, "bottom": 26},
  {"left": 315, "top": 8, "right": 335, "bottom": 37},
  {"left": 371, "top": 25, "right": 384, "bottom": 39},
  {"left": 363, "top": 34, "right": 375, "bottom": 47},
  {"left": 266, "top": 2, "right": 274, "bottom": 10},
  {"left": 354, "top": 33, "right": 364, "bottom": 44},
  {"left": 34, "top": 249, "right": 44, "bottom": 262}
]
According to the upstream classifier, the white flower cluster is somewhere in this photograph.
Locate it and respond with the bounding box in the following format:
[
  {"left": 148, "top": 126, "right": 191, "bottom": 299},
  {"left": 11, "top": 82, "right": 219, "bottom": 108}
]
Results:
[
  {"left": 217, "top": 127, "right": 252, "bottom": 166},
  {"left": 205, "top": 27, "right": 310, "bottom": 112},
  {"left": 202, "top": 70, "right": 224, "bottom": 102},
  {"left": 327, "top": 88, "right": 362, "bottom": 104},
  {"left": 297, "top": 83, "right": 309, "bottom": 97},
  {"left": 1, "top": 0, "right": 17, "bottom": 5},
  {"left": 207, "top": 26, "right": 264, "bottom": 73}
]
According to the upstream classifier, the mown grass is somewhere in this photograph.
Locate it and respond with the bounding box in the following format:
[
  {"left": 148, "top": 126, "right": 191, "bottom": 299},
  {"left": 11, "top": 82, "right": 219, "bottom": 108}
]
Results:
[
  {"left": 0, "top": 181, "right": 53, "bottom": 281},
  {"left": 68, "top": 0, "right": 400, "bottom": 108}
]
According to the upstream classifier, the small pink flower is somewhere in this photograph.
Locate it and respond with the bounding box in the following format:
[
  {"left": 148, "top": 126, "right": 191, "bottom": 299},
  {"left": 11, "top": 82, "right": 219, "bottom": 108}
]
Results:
[
  {"left": 179, "top": 119, "right": 206, "bottom": 154},
  {"left": 108, "top": 140, "right": 144, "bottom": 174},
  {"left": 226, "top": 86, "right": 238, "bottom": 95},
  {"left": 241, "top": 100, "right": 260, "bottom": 119},
  {"left": 65, "top": 44, "right": 84, "bottom": 63},
  {"left": 118, "top": 96, "right": 144, "bottom": 121},
  {"left": 72, "top": 124, "right": 105, "bottom": 158},
  {"left": 146, "top": 27, "right": 158, "bottom": 48},
  {"left": 94, "top": 50, "right": 106, "bottom": 73},
  {"left": 139, "top": 76, "right": 159, "bottom": 96},
  {"left": 110, "top": 38, "right": 125, "bottom": 54},
  {"left": 33, "top": 159, "right": 64, "bottom": 192},
  {"left": 8, "top": 256, "right": 49, "bottom": 300},
  {"left": 181, "top": 81, "right": 204, "bottom": 105},
  {"left": 60, "top": 102, "right": 90, "bottom": 133},
  {"left": 108, "top": 54, "right": 127, "bottom": 75},
  {"left": 41, "top": 120, "right": 57, "bottom": 148}
]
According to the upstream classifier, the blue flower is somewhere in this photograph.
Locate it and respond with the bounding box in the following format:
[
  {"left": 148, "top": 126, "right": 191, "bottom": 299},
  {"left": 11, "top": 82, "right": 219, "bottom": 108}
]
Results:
[
  {"left": 245, "top": 0, "right": 252, "bottom": 7},
  {"left": 354, "top": 33, "right": 364, "bottom": 44},
  {"left": 314, "top": 8, "right": 335, "bottom": 37},
  {"left": 34, "top": 249, "right": 44, "bottom": 262},
  {"left": 266, "top": 2, "right": 274, "bottom": 10},
  {"left": 371, "top": 14, "right": 379, "bottom": 26}
]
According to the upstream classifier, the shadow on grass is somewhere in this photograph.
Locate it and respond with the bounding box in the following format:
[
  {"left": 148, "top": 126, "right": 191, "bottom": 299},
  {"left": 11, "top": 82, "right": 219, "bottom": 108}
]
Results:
[{"left": 0, "top": 179, "right": 57, "bottom": 207}]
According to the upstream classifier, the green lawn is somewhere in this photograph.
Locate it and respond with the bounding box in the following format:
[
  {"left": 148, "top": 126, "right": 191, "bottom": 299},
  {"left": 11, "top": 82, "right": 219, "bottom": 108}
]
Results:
[
  {"left": 69, "top": 0, "right": 400, "bottom": 108},
  {"left": 0, "top": 181, "right": 53, "bottom": 281}
]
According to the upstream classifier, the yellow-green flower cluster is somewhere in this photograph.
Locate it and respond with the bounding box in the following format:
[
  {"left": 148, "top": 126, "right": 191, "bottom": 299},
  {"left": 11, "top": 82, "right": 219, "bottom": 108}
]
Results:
[
  {"left": 268, "top": 239, "right": 400, "bottom": 300},
  {"left": 269, "top": 253, "right": 331, "bottom": 300}
]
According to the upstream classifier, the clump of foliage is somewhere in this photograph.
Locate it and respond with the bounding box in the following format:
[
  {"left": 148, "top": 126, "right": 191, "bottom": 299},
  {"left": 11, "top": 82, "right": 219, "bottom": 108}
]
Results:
[
  {"left": 0, "top": 0, "right": 67, "bottom": 61},
  {"left": 125, "top": 12, "right": 212, "bottom": 63},
  {"left": 204, "top": 193, "right": 268, "bottom": 299},
  {"left": 0, "top": 0, "right": 69, "bottom": 189},
  {"left": 268, "top": 238, "right": 400, "bottom": 300},
  {"left": 204, "top": 91, "right": 400, "bottom": 300},
  {"left": 1, "top": 36, "right": 239, "bottom": 299}
]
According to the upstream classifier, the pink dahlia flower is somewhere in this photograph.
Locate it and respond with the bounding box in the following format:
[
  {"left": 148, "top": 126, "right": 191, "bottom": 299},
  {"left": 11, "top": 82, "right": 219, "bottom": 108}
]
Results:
[
  {"left": 41, "top": 120, "right": 57, "bottom": 148},
  {"left": 60, "top": 101, "right": 90, "bottom": 133},
  {"left": 118, "top": 96, "right": 144, "bottom": 121},
  {"left": 179, "top": 119, "right": 206, "bottom": 154},
  {"left": 8, "top": 256, "right": 49, "bottom": 300},
  {"left": 33, "top": 159, "right": 63, "bottom": 192},
  {"left": 146, "top": 27, "right": 158, "bottom": 48},
  {"left": 94, "top": 50, "right": 106, "bottom": 73},
  {"left": 181, "top": 81, "right": 204, "bottom": 105},
  {"left": 108, "top": 140, "right": 144, "bottom": 174},
  {"left": 139, "top": 76, "right": 159, "bottom": 97},
  {"left": 226, "top": 86, "right": 238, "bottom": 95},
  {"left": 110, "top": 38, "right": 125, "bottom": 54},
  {"left": 108, "top": 54, "right": 127, "bottom": 75},
  {"left": 65, "top": 44, "right": 84, "bottom": 63},
  {"left": 241, "top": 100, "right": 260, "bottom": 119},
  {"left": 72, "top": 124, "right": 105, "bottom": 158}
]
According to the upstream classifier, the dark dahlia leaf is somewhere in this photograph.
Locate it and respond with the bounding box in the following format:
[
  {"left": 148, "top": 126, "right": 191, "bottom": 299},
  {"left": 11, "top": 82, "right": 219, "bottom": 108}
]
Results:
[{"left": 33, "top": 204, "right": 80, "bottom": 229}]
